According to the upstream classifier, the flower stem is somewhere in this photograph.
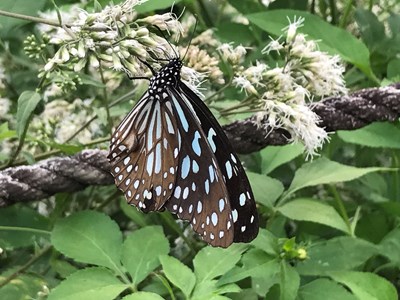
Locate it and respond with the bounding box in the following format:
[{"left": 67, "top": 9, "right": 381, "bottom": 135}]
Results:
[
  {"left": 339, "top": 0, "right": 354, "bottom": 28},
  {"left": 0, "top": 9, "right": 61, "bottom": 27},
  {"left": 98, "top": 60, "right": 112, "bottom": 133},
  {"left": 329, "top": 185, "right": 352, "bottom": 233}
]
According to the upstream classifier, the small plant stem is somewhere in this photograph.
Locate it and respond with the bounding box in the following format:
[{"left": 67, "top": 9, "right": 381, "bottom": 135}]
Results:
[
  {"left": 391, "top": 150, "right": 399, "bottom": 201},
  {"left": 328, "top": 0, "right": 338, "bottom": 24},
  {"left": 204, "top": 79, "right": 233, "bottom": 104},
  {"left": 159, "top": 213, "right": 196, "bottom": 255},
  {"left": 0, "top": 9, "right": 62, "bottom": 27},
  {"left": 0, "top": 245, "right": 52, "bottom": 288},
  {"left": 153, "top": 273, "right": 176, "bottom": 300},
  {"left": 65, "top": 90, "right": 136, "bottom": 143},
  {"left": 329, "top": 185, "right": 352, "bottom": 233},
  {"left": 0, "top": 226, "right": 51, "bottom": 235},
  {"left": 98, "top": 60, "right": 112, "bottom": 133},
  {"left": 339, "top": 0, "right": 354, "bottom": 28}
]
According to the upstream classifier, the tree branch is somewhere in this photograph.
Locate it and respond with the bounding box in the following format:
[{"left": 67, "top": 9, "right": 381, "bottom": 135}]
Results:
[{"left": 1, "top": 84, "right": 400, "bottom": 207}]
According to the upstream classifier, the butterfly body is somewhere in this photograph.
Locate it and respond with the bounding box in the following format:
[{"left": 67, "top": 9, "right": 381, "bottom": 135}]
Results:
[{"left": 108, "top": 58, "right": 258, "bottom": 247}]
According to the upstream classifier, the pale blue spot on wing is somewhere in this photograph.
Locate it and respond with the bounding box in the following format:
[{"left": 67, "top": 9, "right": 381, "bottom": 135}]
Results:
[
  {"left": 225, "top": 161, "right": 233, "bottom": 179},
  {"left": 181, "top": 155, "right": 190, "bottom": 179},
  {"left": 192, "top": 160, "right": 199, "bottom": 173},
  {"left": 192, "top": 131, "right": 201, "bottom": 156},
  {"left": 207, "top": 128, "right": 217, "bottom": 152},
  {"left": 154, "top": 142, "right": 161, "bottom": 174},
  {"left": 172, "top": 96, "right": 189, "bottom": 132},
  {"left": 146, "top": 152, "right": 154, "bottom": 176},
  {"left": 205, "top": 179, "right": 210, "bottom": 194}
]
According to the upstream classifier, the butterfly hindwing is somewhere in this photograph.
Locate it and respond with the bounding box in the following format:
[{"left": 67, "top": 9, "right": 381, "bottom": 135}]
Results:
[
  {"left": 179, "top": 83, "right": 259, "bottom": 243},
  {"left": 164, "top": 89, "right": 235, "bottom": 247}
]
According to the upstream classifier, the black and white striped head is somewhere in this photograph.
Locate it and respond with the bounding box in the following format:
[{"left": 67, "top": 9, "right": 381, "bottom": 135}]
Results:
[{"left": 149, "top": 58, "right": 183, "bottom": 94}]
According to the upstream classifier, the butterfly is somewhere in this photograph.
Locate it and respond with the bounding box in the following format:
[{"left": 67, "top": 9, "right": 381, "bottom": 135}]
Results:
[{"left": 107, "top": 56, "right": 259, "bottom": 248}]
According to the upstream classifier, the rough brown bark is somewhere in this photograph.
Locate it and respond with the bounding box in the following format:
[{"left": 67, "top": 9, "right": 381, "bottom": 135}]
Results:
[{"left": 1, "top": 84, "right": 400, "bottom": 206}]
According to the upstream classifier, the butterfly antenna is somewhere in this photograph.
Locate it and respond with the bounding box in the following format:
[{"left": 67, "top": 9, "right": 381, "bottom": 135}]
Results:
[
  {"left": 182, "top": 17, "right": 198, "bottom": 61},
  {"left": 153, "top": 25, "right": 178, "bottom": 60}
]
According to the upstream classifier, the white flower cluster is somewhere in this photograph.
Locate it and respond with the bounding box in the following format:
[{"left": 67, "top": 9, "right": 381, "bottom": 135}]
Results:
[
  {"left": 233, "top": 18, "right": 347, "bottom": 157},
  {"left": 37, "top": 0, "right": 183, "bottom": 78}
]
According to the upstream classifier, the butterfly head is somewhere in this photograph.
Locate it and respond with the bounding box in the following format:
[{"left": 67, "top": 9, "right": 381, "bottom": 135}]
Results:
[{"left": 149, "top": 58, "right": 183, "bottom": 94}]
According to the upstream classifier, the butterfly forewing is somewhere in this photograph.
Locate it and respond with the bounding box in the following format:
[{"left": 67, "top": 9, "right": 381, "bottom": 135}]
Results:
[
  {"left": 164, "top": 89, "right": 235, "bottom": 247},
  {"left": 179, "top": 83, "right": 259, "bottom": 242},
  {"left": 108, "top": 94, "right": 180, "bottom": 212}
]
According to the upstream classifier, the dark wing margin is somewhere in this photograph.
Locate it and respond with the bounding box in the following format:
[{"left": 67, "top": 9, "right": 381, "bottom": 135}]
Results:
[{"left": 178, "top": 82, "right": 259, "bottom": 243}]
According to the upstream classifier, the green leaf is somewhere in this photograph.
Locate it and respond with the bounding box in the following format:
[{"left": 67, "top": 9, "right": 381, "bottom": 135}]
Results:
[
  {"left": 247, "top": 172, "right": 284, "bottom": 207},
  {"left": 16, "top": 91, "right": 41, "bottom": 140},
  {"left": 0, "top": 122, "right": 16, "bottom": 141},
  {"left": 48, "top": 267, "right": 128, "bottom": 300},
  {"left": 120, "top": 198, "right": 149, "bottom": 228},
  {"left": 0, "top": 205, "right": 50, "bottom": 248},
  {"left": 79, "top": 74, "right": 106, "bottom": 88},
  {"left": 122, "top": 226, "right": 169, "bottom": 285},
  {"left": 328, "top": 271, "right": 398, "bottom": 300},
  {"left": 354, "top": 9, "right": 386, "bottom": 51},
  {"left": 387, "top": 58, "right": 400, "bottom": 79},
  {"left": 251, "top": 229, "right": 279, "bottom": 256},
  {"left": 51, "top": 211, "right": 123, "bottom": 271},
  {"left": 0, "top": 273, "right": 46, "bottom": 300},
  {"left": 276, "top": 198, "right": 350, "bottom": 234},
  {"left": 0, "top": 0, "right": 46, "bottom": 33},
  {"left": 286, "top": 158, "right": 388, "bottom": 196},
  {"left": 298, "top": 278, "right": 357, "bottom": 300},
  {"left": 337, "top": 122, "right": 400, "bottom": 149},
  {"left": 219, "top": 249, "right": 279, "bottom": 286},
  {"left": 279, "top": 261, "right": 300, "bottom": 300},
  {"left": 379, "top": 228, "right": 400, "bottom": 266},
  {"left": 260, "top": 144, "right": 304, "bottom": 175},
  {"left": 135, "top": 0, "right": 182, "bottom": 13},
  {"left": 246, "top": 10, "right": 375, "bottom": 79},
  {"left": 296, "top": 237, "right": 379, "bottom": 276},
  {"left": 122, "top": 292, "right": 165, "bottom": 300},
  {"left": 193, "top": 244, "right": 247, "bottom": 282},
  {"left": 160, "top": 255, "right": 195, "bottom": 298}
]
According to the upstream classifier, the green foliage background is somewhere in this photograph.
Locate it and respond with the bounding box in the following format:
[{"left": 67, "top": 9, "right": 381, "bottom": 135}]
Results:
[{"left": 1, "top": 0, "right": 400, "bottom": 299}]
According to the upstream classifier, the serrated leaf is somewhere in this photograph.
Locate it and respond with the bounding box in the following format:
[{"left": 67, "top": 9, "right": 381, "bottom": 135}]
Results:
[
  {"left": 286, "top": 158, "right": 389, "bottom": 196},
  {"left": 260, "top": 144, "right": 304, "bottom": 175},
  {"left": 328, "top": 271, "right": 398, "bottom": 300},
  {"left": 160, "top": 255, "right": 195, "bottom": 298},
  {"left": 298, "top": 278, "right": 357, "bottom": 300},
  {"left": 48, "top": 268, "right": 128, "bottom": 300},
  {"left": 121, "top": 226, "right": 169, "bottom": 285},
  {"left": 51, "top": 211, "right": 123, "bottom": 271},
  {"left": 122, "top": 292, "right": 165, "bottom": 300},
  {"left": 16, "top": 91, "right": 41, "bottom": 140},
  {"left": 0, "top": 205, "right": 50, "bottom": 248},
  {"left": 277, "top": 198, "right": 350, "bottom": 234},
  {"left": 193, "top": 244, "right": 247, "bottom": 282},
  {"left": 337, "top": 122, "right": 400, "bottom": 149},
  {"left": 297, "top": 237, "right": 379, "bottom": 275},
  {"left": 246, "top": 9, "right": 375, "bottom": 79},
  {"left": 247, "top": 172, "right": 284, "bottom": 207}
]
